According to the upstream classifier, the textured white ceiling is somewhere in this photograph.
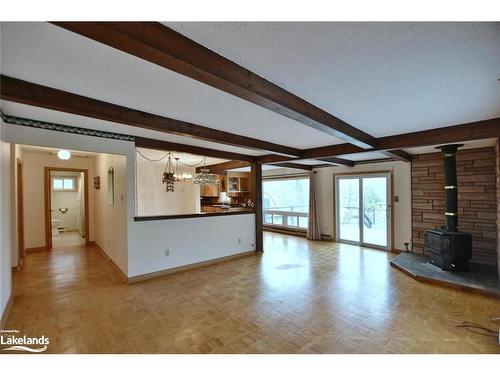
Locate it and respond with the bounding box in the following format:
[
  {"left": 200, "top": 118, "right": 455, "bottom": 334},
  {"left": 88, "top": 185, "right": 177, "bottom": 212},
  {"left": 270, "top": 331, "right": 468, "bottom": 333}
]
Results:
[
  {"left": 335, "top": 151, "right": 391, "bottom": 161},
  {"left": 293, "top": 159, "right": 323, "bottom": 165},
  {"left": 0, "top": 22, "right": 339, "bottom": 150},
  {"left": 2, "top": 22, "right": 499, "bottom": 161},
  {"left": 20, "top": 144, "right": 98, "bottom": 157},
  {"left": 167, "top": 22, "right": 500, "bottom": 136},
  {"left": 228, "top": 165, "right": 282, "bottom": 172},
  {"left": 136, "top": 147, "right": 227, "bottom": 166},
  {"left": 1, "top": 101, "right": 265, "bottom": 156}
]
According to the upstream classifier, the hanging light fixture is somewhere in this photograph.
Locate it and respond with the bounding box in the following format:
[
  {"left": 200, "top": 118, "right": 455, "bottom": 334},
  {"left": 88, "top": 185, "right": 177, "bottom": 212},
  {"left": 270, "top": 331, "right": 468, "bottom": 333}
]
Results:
[
  {"left": 137, "top": 148, "right": 201, "bottom": 190},
  {"left": 193, "top": 158, "right": 218, "bottom": 185},
  {"left": 174, "top": 158, "right": 193, "bottom": 182},
  {"left": 161, "top": 152, "right": 176, "bottom": 192}
]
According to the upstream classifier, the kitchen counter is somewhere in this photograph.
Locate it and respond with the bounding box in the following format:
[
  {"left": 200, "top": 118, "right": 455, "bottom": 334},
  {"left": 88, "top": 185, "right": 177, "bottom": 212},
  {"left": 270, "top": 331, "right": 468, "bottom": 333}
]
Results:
[
  {"left": 135, "top": 208, "right": 255, "bottom": 221},
  {"left": 201, "top": 204, "right": 253, "bottom": 214}
]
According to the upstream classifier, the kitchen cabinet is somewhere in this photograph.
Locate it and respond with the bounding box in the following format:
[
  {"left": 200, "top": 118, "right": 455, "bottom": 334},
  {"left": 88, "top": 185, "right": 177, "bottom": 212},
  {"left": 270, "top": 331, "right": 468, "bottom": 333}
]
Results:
[
  {"left": 200, "top": 183, "right": 218, "bottom": 197},
  {"left": 200, "top": 175, "right": 224, "bottom": 197},
  {"left": 227, "top": 176, "right": 249, "bottom": 193}
]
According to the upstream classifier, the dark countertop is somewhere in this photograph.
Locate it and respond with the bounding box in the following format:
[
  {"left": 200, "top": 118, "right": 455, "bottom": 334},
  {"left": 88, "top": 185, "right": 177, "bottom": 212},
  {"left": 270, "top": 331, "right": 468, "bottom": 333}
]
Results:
[
  {"left": 134, "top": 209, "right": 255, "bottom": 221},
  {"left": 201, "top": 204, "right": 253, "bottom": 213}
]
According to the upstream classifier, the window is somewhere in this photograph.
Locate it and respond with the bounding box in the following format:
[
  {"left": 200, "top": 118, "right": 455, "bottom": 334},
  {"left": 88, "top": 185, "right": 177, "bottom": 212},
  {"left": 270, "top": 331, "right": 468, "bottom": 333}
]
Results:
[
  {"left": 263, "top": 177, "right": 309, "bottom": 230},
  {"left": 52, "top": 177, "right": 77, "bottom": 192}
]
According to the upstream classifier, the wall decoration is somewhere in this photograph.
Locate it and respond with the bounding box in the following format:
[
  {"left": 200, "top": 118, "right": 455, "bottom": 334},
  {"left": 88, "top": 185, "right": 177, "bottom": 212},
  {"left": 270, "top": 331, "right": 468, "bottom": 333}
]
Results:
[{"left": 108, "top": 167, "right": 114, "bottom": 205}]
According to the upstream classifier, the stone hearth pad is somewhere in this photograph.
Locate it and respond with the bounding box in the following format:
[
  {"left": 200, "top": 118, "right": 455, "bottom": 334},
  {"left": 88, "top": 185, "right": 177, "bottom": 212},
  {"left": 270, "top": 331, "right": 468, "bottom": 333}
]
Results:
[{"left": 391, "top": 252, "right": 500, "bottom": 298}]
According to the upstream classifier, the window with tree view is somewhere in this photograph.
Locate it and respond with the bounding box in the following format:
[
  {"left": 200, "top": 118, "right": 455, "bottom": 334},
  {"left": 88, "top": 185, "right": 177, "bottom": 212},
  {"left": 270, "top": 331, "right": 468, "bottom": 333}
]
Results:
[{"left": 263, "top": 177, "right": 309, "bottom": 230}]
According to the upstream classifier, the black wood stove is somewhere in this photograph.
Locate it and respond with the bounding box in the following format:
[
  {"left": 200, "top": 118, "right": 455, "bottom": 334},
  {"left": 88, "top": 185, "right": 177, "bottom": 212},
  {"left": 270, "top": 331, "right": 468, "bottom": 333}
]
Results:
[{"left": 424, "top": 144, "right": 472, "bottom": 271}]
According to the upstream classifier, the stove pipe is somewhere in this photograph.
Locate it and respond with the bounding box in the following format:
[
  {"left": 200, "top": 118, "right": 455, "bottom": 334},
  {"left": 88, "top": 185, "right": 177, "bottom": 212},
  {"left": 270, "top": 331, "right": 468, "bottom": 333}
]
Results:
[{"left": 435, "top": 144, "right": 463, "bottom": 231}]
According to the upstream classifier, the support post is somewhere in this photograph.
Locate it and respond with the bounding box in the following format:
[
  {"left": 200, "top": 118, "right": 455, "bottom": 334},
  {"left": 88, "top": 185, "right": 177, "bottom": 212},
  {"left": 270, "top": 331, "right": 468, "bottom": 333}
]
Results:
[{"left": 251, "top": 162, "right": 263, "bottom": 252}]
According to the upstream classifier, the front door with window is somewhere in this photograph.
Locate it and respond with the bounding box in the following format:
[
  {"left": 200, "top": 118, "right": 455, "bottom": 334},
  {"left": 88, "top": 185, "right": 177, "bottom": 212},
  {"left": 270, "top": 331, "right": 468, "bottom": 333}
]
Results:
[{"left": 335, "top": 173, "right": 391, "bottom": 250}]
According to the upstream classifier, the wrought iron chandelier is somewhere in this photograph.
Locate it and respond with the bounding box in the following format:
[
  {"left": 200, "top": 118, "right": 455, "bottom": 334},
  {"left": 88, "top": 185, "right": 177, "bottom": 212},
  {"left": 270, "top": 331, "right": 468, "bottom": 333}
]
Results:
[
  {"left": 137, "top": 149, "right": 217, "bottom": 191},
  {"left": 161, "top": 152, "right": 176, "bottom": 192},
  {"left": 193, "top": 158, "right": 218, "bottom": 185}
]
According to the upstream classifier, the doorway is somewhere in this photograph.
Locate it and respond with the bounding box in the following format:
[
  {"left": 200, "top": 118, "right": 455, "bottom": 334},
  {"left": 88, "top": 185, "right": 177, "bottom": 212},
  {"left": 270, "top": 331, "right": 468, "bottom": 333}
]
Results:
[
  {"left": 44, "top": 167, "right": 89, "bottom": 249},
  {"left": 335, "top": 172, "right": 392, "bottom": 250},
  {"left": 17, "top": 158, "right": 25, "bottom": 265}
]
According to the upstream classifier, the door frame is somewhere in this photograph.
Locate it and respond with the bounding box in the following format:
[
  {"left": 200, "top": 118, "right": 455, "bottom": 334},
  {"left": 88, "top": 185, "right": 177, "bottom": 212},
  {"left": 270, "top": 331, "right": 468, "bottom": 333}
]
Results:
[
  {"left": 44, "top": 167, "right": 90, "bottom": 249},
  {"left": 334, "top": 171, "right": 394, "bottom": 251},
  {"left": 17, "top": 158, "right": 25, "bottom": 265}
]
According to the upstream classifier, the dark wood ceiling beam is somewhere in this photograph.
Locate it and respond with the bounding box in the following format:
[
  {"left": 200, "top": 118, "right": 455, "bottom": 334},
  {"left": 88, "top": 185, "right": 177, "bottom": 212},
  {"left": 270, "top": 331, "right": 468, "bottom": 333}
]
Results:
[
  {"left": 256, "top": 151, "right": 356, "bottom": 166},
  {"left": 0, "top": 75, "right": 301, "bottom": 157},
  {"left": 301, "top": 117, "right": 500, "bottom": 160},
  {"left": 272, "top": 162, "right": 313, "bottom": 171},
  {"left": 196, "top": 160, "right": 249, "bottom": 173},
  {"left": 310, "top": 164, "right": 338, "bottom": 169},
  {"left": 302, "top": 143, "right": 408, "bottom": 162},
  {"left": 257, "top": 117, "right": 500, "bottom": 163},
  {"left": 51, "top": 21, "right": 378, "bottom": 149},
  {"left": 316, "top": 157, "right": 355, "bottom": 167},
  {"left": 302, "top": 143, "right": 364, "bottom": 159},
  {"left": 376, "top": 117, "right": 500, "bottom": 150},
  {"left": 135, "top": 137, "right": 255, "bottom": 162},
  {"left": 256, "top": 154, "right": 296, "bottom": 164}
]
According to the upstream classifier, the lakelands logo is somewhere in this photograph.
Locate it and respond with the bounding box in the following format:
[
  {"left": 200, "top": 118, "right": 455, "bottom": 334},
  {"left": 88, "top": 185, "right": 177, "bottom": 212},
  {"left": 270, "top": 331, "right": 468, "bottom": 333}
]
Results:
[{"left": 1, "top": 329, "right": 49, "bottom": 353}]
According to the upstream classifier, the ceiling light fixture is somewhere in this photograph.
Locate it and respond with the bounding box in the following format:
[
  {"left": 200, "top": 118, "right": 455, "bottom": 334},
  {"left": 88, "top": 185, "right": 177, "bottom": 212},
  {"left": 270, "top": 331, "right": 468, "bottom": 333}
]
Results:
[
  {"left": 162, "top": 152, "right": 176, "bottom": 192},
  {"left": 174, "top": 157, "right": 193, "bottom": 182},
  {"left": 57, "top": 150, "right": 71, "bottom": 160},
  {"left": 193, "top": 158, "right": 218, "bottom": 185}
]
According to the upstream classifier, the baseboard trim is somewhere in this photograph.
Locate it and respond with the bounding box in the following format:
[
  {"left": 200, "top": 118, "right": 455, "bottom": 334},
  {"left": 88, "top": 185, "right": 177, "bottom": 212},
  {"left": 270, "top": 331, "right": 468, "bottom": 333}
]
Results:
[
  {"left": 263, "top": 227, "right": 307, "bottom": 238},
  {"left": 128, "top": 251, "right": 256, "bottom": 284},
  {"left": 263, "top": 227, "right": 333, "bottom": 241},
  {"left": 25, "top": 246, "right": 48, "bottom": 253},
  {"left": 1, "top": 294, "right": 14, "bottom": 330},
  {"left": 91, "top": 243, "right": 128, "bottom": 284}
]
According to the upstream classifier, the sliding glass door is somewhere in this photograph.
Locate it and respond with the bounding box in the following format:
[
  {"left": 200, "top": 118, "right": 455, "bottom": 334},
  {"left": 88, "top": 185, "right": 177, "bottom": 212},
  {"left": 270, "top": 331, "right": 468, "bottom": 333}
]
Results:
[{"left": 335, "top": 173, "right": 391, "bottom": 250}]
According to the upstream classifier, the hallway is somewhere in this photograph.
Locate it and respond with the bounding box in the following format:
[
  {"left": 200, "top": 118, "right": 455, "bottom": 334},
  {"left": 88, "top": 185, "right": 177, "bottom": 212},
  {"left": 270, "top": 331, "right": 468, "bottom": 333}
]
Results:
[
  {"left": 52, "top": 231, "right": 86, "bottom": 248},
  {"left": 5, "top": 232, "right": 500, "bottom": 353}
]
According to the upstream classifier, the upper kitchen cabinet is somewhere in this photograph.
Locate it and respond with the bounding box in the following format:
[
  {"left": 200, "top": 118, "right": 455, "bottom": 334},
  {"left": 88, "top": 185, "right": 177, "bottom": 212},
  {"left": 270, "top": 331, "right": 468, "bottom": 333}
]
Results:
[
  {"left": 227, "top": 173, "right": 250, "bottom": 196},
  {"left": 200, "top": 174, "right": 225, "bottom": 197}
]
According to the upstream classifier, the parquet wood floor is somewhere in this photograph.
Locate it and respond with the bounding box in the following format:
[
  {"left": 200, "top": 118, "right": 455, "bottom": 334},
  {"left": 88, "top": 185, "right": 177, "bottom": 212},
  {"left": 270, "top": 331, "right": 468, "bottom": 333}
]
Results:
[{"left": 5, "top": 232, "right": 500, "bottom": 353}]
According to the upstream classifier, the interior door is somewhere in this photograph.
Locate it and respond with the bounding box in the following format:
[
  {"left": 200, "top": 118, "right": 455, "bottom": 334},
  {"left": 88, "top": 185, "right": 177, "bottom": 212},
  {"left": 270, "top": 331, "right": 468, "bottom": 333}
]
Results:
[{"left": 335, "top": 173, "right": 391, "bottom": 250}]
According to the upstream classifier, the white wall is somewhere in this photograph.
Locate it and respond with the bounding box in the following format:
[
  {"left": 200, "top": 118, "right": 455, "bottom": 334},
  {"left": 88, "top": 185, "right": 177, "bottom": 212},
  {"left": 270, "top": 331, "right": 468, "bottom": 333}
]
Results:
[
  {"left": 21, "top": 151, "right": 95, "bottom": 249},
  {"left": 9, "top": 144, "right": 22, "bottom": 267},
  {"left": 136, "top": 159, "right": 200, "bottom": 216},
  {"left": 0, "top": 118, "right": 13, "bottom": 321},
  {"left": 314, "top": 161, "right": 412, "bottom": 251},
  {"left": 93, "top": 153, "right": 128, "bottom": 273},
  {"left": 4, "top": 123, "right": 257, "bottom": 279},
  {"left": 128, "top": 214, "right": 255, "bottom": 277},
  {"left": 4, "top": 123, "right": 131, "bottom": 276},
  {"left": 76, "top": 174, "right": 84, "bottom": 235}
]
